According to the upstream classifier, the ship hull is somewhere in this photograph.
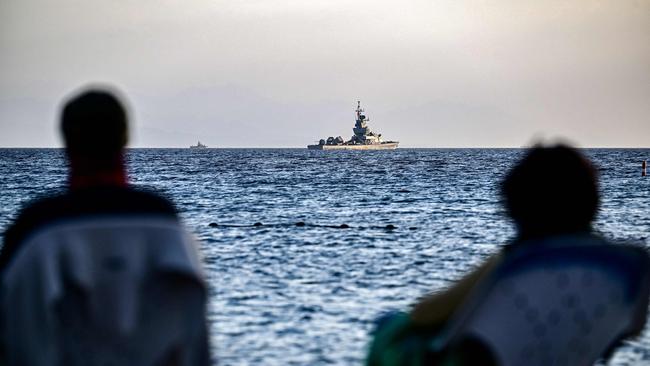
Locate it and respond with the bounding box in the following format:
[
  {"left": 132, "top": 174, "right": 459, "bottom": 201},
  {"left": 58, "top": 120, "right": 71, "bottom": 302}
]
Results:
[{"left": 307, "top": 142, "right": 399, "bottom": 150}]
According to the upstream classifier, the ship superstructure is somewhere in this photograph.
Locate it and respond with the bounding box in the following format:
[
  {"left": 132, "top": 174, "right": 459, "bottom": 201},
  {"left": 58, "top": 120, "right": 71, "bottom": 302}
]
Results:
[{"left": 307, "top": 101, "right": 398, "bottom": 150}]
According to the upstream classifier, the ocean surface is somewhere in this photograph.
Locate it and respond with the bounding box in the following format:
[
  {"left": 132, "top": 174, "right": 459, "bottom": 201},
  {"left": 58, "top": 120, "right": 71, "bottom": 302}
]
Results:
[{"left": 1, "top": 148, "right": 649, "bottom": 365}]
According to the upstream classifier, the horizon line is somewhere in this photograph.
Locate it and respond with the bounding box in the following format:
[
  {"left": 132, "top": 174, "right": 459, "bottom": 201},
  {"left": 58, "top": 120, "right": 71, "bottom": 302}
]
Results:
[{"left": 2, "top": 146, "right": 650, "bottom": 150}]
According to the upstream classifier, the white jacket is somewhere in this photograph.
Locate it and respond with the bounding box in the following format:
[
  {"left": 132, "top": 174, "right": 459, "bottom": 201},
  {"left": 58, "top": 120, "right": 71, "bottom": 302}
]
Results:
[{"left": 1, "top": 216, "right": 211, "bottom": 366}]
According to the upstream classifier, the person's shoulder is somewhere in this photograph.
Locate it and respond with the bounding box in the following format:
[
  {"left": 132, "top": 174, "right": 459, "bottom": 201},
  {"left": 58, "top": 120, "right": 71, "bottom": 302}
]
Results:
[
  {"left": 62, "top": 186, "right": 178, "bottom": 217},
  {"left": 570, "top": 233, "right": 649, "bottom": 259},
  {"left": 111, "top": 186, "right": 179, "bottom": 215},
  {"left": 7, "top": 190, "right": 70, "bottom": 232},
  {"left": 1, "top": 187, "right": 181, "bottom": 272},
  {"left": 597, "top": 236, "right": 650, "bottom": 264},
  {"left": 1, "top": 191, "right": 70, "bottom": 270},
  {"left": 504, "top": 232, "right": 650, "bottom": 269},
  {"left": 4, "top": 187, "right": 179, "bottom": 244}
]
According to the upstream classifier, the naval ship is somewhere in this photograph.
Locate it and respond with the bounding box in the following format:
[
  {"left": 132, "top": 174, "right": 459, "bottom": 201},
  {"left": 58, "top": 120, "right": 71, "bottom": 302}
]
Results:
[
  {"left": 307, "top": 101, "right": 399, "bottom": 150},
  {"left": 190, "top": 141, "right": 207, "bottom": 149}
]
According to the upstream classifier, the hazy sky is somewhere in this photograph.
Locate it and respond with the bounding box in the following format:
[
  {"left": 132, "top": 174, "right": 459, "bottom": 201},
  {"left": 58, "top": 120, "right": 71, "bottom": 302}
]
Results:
[{"left": 1, "top": 0, "right": 649, "bottom": 147}]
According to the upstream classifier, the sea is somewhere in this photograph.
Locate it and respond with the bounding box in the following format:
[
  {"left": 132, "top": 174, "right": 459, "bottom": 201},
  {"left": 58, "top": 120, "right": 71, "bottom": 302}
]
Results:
[{"left": 1, "top": 148, "right": 649, "bottom": 365}]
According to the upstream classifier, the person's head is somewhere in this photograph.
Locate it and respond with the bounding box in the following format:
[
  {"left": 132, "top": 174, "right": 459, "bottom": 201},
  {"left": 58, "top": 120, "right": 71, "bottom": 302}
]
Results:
[
  {"left": 500, "top": 144, "right": 599, "bottom": 239},
  {"left": 61, "top": 87, "right": 129, "bottom": 162}
]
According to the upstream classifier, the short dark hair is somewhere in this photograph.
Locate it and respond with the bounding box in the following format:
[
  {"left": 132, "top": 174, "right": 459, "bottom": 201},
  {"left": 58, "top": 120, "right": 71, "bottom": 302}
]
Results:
[
  {"left": 61, "top": 88, "right": 128, "bottom": 157},
  {"left": 500, "top": 144, "right": 599, "bottom": 237}
]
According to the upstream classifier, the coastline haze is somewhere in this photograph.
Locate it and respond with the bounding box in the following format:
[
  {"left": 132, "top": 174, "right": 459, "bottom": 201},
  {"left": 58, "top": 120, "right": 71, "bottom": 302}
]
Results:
[{"left": 1, "top": 0, "right": 649, "bottom": 148}]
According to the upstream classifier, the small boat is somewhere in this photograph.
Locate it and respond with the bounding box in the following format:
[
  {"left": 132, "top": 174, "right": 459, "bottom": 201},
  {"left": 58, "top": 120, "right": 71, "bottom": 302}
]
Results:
[{"left": 190, "top": 141, "right": 207, "bottom": 149}]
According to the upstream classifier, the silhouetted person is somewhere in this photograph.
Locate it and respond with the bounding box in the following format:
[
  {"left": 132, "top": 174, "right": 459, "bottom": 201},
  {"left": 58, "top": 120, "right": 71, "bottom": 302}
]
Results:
[
  {"left": 367, "top": 144, "right": 650, "bottom": 366},
  {"left": 1, "top": 87, "right": 211, "bottom": 365},
  {"left": 411, "top": 145, "right": 602, "bottom": 328}
]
